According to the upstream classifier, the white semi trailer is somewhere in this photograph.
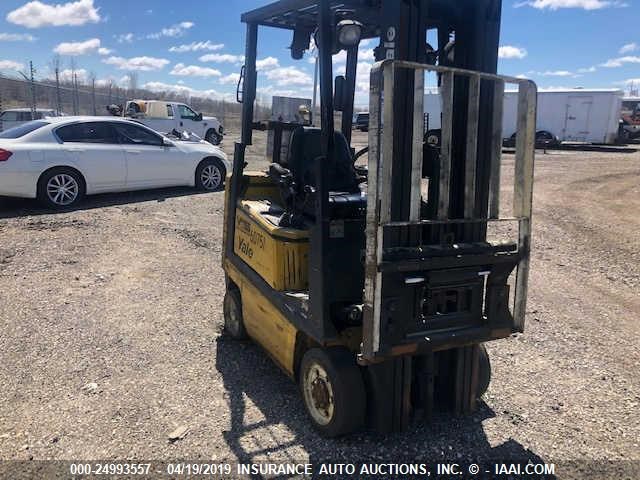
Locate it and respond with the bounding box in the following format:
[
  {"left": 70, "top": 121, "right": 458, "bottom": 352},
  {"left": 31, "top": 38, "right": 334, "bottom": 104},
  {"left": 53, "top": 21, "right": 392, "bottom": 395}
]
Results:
[
  {"left": 425, "top": 88, "right": 623, "bottom": 145},
  {"left": 503, "top": 89, "right": 622, "bottom": 144}
]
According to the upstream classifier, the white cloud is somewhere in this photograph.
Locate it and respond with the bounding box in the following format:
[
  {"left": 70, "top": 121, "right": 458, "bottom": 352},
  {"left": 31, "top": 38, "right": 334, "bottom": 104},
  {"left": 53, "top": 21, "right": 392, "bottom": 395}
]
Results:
[
  {"left": 515, "top": 0, "right": 627, "bottom": 9},
  {"left": 51, "top": 68, "right": 88, "bottom": 83},
  {"left": 102, "top": 56, "right": 170, "bottom": 71},
  {"left": 619, "top": 43, "right": 638, "bottom": 54},
  {"left": 0, "top": 60, "right": 24, "bottom": 71},
  {"left": 219, "top": 73, "right": 240, "bottom": 85},
  {"left": 577, "top": 66, "right": 597, "bottom": 73},
  {"left": 53, "top": 37, "right": 100, "bottom": 56},
  {"left": 169, "top": 41, "right": 224, "bottom": 53},
  {"left": 256, "top": 57, "right": 280, "bottom": 70},
  {"left": 147, "top": 21, "right": 194, "bottom": 40},
  {"left": 117, "top": 75, "right": 131, "bottom": 87},
  {"left": 326, "top": 60, "right": 374, "bottom": 96},
  {"left": 170, "top": 63, "right": 221, "bottom": 77},
  {"left": 264, "top": 66, "right": 313, "bottom": 86},
  {"left": 524, "top": 70, "right": 575, "bottom": 77},
  {"left": 257, "top": 85, "right": 313, "bottom": 100},
  {"left": 6, "top": 0, "right": 100, "bottom": 28},
  {"left": 333, "top": 50, "right": 348, "bottom": 63},
  {"left": 115, "top": 33, "right": 134, "bottom": 44},
  {"left": 538, "top": 86, "right": 574, "bottom": 91},
  {"left": 355, "top": 61, "right": 373, "bottom": 91},
  {"left": 199, "top": 53, "right": 245, "bottom": 64},
  {"left": 600, "top": 56, "right": 640, "bottom": 68},
  {"left": 499, "top": 45, "right": 528, "bottom": 59},
  {"left": 322, "top": 47, "right": 374, "bottom": 66},
  {"left": 94, "top": 76, "right": 118, "bottom": 88},
  {"left": 540, "top": 70, "right": 574, "bottom": 76},
  {"left": 143, "top": 81, "right": 231, "bottom": 101},
  {"left": 0, "top": 32, "right": 36, "bottom": 42},
  {"left": 359, "top": 48, "right": 375, "bottom": 61},
  {"left": 98, "top": 47, "right": 112, "bottom": 55}
]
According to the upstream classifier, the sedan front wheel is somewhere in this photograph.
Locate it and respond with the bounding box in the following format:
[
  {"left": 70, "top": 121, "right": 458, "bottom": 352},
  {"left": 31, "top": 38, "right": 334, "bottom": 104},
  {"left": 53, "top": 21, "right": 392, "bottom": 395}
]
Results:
[
  {"left": 195, "top": 158, "right": 225, "bottom": 192},
  {"left": 37, "top": 168, "right": 85, "bottom": 209},
  {"left": 205, "top": 129, "right": 223, "bottom": 146}
]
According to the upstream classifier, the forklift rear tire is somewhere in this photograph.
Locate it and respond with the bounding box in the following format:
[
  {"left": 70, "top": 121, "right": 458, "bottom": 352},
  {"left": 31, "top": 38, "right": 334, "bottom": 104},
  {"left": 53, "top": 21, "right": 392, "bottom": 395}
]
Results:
[
  {"left": 478, "top": 344, "right": 491, "bottom": 398},
  {"left": 299, "top": 347, "right": 365, "bottom": 437},
  {"left": 223, "top": 287, "right": 247, "bottom": 339}
]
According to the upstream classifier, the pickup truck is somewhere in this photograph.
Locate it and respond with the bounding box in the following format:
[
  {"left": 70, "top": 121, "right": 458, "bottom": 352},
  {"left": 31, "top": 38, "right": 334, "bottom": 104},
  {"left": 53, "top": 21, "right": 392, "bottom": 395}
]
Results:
[
  {"left": 1, "top": 108, "right": 61, "bottom": 132},
  {"left": 353, "top": 111, "right": 369, "bottom": 132},
  {"left": 620, "top": 97, "right": 640, "bottom": 141},
  {"left": 108, "top": 100, "right": 224, "bottom": 145}
]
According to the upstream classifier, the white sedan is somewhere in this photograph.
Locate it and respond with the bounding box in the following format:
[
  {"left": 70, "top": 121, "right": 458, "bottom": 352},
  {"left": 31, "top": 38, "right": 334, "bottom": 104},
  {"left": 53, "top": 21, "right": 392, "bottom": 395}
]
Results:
[{"left": 0, "top": 116, "right": 230, "bottom": 209}]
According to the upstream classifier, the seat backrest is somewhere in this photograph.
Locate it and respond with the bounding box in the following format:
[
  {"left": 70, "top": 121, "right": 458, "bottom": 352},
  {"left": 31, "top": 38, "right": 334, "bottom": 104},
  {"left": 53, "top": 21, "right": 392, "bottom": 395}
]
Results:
[{"left": 287, "top": 127, "right": 359, "bottom": 192}]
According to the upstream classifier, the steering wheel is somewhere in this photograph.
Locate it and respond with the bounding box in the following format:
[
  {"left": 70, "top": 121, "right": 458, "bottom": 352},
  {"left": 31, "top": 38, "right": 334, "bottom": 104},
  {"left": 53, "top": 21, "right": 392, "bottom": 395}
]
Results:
[
  {"left": 354, "top": 146, "right": 369, "bottom": 162},
  {"left": 353, "top": 146, "right": 369, "bottom": 177}
]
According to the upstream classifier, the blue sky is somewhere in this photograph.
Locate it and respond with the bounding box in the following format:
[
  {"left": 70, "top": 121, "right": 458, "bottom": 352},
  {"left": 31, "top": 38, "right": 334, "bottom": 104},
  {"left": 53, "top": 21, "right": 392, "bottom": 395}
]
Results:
[{"left": 0, "top": 0, "right": 637, "bottom": 104}]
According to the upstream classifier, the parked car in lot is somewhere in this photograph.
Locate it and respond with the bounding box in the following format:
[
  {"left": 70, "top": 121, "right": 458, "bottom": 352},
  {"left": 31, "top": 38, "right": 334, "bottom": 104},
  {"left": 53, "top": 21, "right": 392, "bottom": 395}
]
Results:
[
  {"left": 353, "top": 111, "right": 369, "bottom": 132},
  {"left": 107, "top": 100, "right": 224, "bottom": 145},
  {"left": 0, "top": 108, "right": 61, "bottom": 132},
  {"left": 620, "top": 97, "right": 640, "bottom": 141},
  {"left": 0, "top": 117, "right": 230, "bottom": 209},
  {"left": 502, "top": 130, "right": 561, "bottom": 149}
]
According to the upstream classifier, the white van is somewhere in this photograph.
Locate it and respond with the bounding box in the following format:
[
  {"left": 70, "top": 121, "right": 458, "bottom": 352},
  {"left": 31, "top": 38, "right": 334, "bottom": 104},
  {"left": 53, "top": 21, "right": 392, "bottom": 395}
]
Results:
[
  {"left": 424, "top": 88, "right": 623, "bottom": 145},
  {"left": 122, "top": 100, "right": 224, "bottom": 145},
  {"left": 0, "top": 108, "right": 60, "bottom": 132}
]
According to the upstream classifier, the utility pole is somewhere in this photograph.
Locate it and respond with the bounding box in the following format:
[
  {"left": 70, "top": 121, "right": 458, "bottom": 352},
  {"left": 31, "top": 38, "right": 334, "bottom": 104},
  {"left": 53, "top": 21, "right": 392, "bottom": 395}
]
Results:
[
  {"left": 91, "top": 76, "right": 97, "bottom": 115},
  {"left": 52, "top": 56, "right": 62, "bottom": 115},
  {"left": 55, "top": 66, "right": 62, "bottom": 115},
  {"left": 18, "top": 62, "right": 38, "bottom": 119},
  {"left": 73, "top": 73, "right": 79, "bottom": 115},
  {"left": 71, "top": 73, "right": 76, "bottom": 115},
  {"left": 29, "top": 62, "right": 36, "bottom": 120}
]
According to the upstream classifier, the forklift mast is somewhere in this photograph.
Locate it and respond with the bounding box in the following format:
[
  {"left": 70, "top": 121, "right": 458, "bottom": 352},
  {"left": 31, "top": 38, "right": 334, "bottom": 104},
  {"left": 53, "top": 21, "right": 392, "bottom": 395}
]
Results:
[{"left": 228, "top": 0, "right": 536, "bottom": 432}]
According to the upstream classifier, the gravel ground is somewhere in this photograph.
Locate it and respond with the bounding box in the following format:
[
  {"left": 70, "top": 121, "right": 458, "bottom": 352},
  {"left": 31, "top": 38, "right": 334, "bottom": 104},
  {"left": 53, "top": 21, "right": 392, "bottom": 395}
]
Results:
[{"left": 0, "top": 131, "right": 638, "bottom": 478}]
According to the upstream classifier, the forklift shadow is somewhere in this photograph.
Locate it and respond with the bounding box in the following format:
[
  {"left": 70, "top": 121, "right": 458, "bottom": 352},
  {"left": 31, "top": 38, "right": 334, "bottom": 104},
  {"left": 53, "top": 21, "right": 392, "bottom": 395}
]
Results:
[
  {"left": 0, "top": 187, "right": 220, "bottom": 219},
  {"left": 215, "top": 336, "right": 556, "bottom": 478}
]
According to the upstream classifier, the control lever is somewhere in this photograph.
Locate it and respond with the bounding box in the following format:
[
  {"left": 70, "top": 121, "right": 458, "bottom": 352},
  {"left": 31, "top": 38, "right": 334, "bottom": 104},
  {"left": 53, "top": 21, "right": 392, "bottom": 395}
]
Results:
[
  {"left": 268, "top": 163, "right": 304, "bottom": 228},
  {"left": 236, "top": 65, "right": 246, "bottom": 103}
]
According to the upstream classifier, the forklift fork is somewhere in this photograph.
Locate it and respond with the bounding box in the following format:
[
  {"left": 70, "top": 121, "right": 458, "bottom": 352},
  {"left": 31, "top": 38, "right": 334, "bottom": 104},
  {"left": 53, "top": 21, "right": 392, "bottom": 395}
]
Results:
[{"left": 361, "top": 61, "right": 536, "bottom": 431}]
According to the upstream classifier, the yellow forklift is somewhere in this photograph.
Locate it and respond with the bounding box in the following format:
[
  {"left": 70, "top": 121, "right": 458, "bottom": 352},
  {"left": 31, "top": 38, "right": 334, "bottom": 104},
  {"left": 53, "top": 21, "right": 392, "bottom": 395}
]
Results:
[{"left": 222, "top": 0, "right": 537, "bottom": 437}]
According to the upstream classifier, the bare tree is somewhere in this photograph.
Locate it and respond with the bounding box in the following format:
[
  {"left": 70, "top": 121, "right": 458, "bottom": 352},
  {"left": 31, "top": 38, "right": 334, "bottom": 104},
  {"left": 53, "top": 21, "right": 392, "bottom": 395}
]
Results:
[
  {"left": 89, "top": 71, "right": 97, "bottom": 115},
  {"left": 127, "top": 72, "right": 138, "bottom": 99},
  {"left": 69, "top": 59, "right": 79, "bottom": 114},
  {"left": 50, "top": 55, "right": 63, "bottom": 115},
  {"left": 107, "top": 78, "right": 114, "bottom": 105},
  {"left": 17, "top": 61, "right": 37, "bottom": 118}
]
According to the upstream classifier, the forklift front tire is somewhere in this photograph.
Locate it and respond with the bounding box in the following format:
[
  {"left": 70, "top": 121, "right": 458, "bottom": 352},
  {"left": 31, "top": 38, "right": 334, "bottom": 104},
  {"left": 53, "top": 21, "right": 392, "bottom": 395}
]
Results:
[
  {"left": 223, "top": 287, "right": 247, "bottom": 339},
  {"left": 299, "top": 348, "right": 365, "bottom": 437}
]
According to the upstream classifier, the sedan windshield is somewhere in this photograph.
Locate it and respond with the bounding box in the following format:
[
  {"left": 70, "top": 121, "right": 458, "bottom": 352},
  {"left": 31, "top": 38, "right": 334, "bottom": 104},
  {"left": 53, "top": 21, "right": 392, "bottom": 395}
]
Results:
[{"left": 0, "top": 120, "right": 50, "bottom": 139}]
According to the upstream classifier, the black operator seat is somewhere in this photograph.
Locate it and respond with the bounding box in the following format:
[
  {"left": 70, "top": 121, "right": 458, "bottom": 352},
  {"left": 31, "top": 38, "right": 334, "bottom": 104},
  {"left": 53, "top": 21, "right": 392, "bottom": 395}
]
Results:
[{"left": 286, "top": 127, "right": 367, "bottom": 218}]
